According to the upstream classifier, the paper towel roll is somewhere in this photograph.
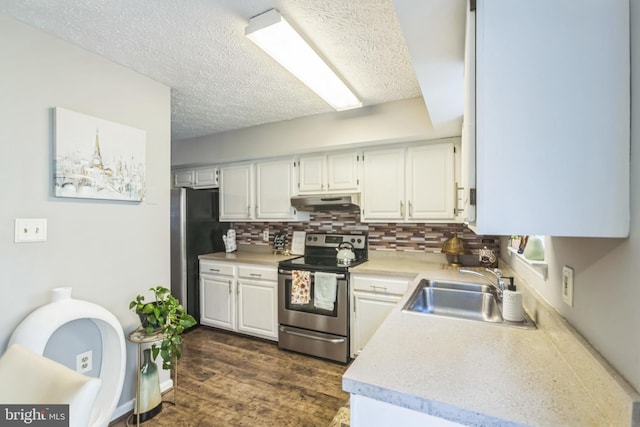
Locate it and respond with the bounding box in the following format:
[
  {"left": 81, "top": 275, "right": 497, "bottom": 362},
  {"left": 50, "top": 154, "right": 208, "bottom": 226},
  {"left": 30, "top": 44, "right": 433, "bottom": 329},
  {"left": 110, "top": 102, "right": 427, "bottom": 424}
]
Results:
[{"left": 502, "top": 290, "right": 523, "bottom": 322}]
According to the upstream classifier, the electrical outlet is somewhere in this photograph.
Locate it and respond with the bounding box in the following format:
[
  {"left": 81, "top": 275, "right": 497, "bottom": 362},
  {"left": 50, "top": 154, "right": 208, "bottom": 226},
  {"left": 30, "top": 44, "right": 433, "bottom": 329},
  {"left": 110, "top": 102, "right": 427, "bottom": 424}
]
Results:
[
  {"left": 263, "top": 229, "right": 269, "bottom": 242},
  {"left": 562, "top": 265, "right": 574, "bottom": 307},
  {"left": 76, "top": 350, "right": 92, "bottom": 374},
  {"left": 14, "top": 218, "right": 47, "bottom": 243}
]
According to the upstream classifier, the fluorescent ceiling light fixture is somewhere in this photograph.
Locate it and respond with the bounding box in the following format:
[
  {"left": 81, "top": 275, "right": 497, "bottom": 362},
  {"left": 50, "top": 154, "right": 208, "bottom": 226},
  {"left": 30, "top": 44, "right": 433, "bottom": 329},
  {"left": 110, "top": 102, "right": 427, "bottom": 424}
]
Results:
[{"left": 246, "top": 9, "right": 362, "bottom": 111}]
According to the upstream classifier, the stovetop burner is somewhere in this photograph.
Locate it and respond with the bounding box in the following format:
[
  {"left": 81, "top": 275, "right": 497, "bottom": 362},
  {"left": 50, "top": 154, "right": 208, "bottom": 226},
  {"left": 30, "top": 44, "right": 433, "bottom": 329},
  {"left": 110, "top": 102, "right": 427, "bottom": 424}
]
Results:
[{"left": 278, "top": 233, "right": 368, "bottom": 272}]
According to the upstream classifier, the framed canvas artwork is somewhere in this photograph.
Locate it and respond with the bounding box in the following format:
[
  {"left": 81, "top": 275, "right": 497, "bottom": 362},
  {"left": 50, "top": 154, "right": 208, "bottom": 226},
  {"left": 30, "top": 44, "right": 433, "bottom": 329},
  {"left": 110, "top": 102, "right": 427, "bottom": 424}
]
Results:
[{"left": 54, "top": 107, "right": 146, "bottom": 202}]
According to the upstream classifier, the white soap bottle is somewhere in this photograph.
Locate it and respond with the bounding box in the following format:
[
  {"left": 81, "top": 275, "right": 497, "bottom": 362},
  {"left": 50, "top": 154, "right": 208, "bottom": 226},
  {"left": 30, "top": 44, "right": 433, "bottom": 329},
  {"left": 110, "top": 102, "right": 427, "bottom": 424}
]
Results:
[{"left": 502, "top": 277, "right": 524, "bottom": 322}]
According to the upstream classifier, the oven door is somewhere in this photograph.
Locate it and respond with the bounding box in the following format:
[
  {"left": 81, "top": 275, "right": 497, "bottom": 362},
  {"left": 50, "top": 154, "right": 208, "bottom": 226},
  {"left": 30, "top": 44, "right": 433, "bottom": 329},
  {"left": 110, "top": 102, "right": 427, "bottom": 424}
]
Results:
[{"left": 277, "top": 269, "right": 348, "bottom": 337}]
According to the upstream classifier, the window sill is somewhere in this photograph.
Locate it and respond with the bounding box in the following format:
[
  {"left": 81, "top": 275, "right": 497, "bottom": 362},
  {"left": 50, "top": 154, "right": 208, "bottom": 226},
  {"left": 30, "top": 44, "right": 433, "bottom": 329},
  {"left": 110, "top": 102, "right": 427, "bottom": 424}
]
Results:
[{"left": 507, "top": 247, "right": 548, "bottom": 280}]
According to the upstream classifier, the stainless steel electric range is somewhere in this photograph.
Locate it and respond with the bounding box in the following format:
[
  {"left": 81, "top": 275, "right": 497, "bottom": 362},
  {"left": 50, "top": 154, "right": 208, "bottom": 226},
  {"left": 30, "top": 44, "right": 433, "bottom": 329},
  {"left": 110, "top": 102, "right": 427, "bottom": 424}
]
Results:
[{"left": 277, "top": 233, "right": 368, "bottom": 363}]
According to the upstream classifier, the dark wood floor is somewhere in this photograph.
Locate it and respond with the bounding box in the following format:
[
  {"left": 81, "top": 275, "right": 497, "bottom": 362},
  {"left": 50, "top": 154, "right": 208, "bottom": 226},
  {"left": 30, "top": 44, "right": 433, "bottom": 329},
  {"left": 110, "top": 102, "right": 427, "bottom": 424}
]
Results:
[{"left": 110, "top": 326, "right": 350, "bottom": 427}]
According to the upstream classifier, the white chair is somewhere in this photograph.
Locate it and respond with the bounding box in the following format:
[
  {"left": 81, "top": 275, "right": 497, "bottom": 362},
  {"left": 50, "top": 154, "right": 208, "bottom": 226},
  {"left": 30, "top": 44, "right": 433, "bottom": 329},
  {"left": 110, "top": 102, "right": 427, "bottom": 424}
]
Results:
[{"left": 0, "top": 343, "right": 101, "bottom": 427}]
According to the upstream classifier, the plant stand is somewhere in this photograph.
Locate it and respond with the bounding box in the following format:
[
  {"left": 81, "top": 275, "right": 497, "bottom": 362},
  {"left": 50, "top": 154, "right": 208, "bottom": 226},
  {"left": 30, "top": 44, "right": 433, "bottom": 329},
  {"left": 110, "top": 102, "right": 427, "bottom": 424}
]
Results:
[{"left": 127, "top": 327, "right": 177, "bottom": 426}]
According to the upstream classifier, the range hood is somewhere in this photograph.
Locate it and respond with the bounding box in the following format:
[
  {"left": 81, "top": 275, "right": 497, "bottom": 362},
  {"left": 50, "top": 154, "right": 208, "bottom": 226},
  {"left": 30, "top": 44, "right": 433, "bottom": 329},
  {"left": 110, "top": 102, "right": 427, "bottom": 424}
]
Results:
[{"left": 291, "top": 193, "right": 361, "bottom": 212}]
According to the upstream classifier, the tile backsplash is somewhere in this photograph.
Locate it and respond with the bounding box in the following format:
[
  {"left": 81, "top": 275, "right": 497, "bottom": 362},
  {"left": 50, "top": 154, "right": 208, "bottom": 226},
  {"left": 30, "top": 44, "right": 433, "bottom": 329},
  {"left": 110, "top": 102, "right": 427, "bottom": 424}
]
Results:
[{"left": 230, "top": 211, "right": 499, "bottom": 257}]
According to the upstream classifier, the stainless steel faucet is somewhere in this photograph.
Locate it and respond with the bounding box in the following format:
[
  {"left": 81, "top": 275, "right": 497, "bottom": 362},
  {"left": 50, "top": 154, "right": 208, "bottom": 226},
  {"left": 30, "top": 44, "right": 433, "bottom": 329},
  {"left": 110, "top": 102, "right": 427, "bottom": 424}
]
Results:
[{"left": 459, "top": 268, "right": 505, "bottom": 300}]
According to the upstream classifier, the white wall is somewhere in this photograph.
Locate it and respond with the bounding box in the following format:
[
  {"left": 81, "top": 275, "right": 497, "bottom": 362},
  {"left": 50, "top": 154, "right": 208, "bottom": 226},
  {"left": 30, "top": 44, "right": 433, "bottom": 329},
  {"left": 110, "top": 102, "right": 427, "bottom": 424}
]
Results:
[
  {"left": 172, "top": 97, "right": 461, "bottom": 167},
  {"left": 0, "top": 15, "right": 171, "bottom": 414},
  {"left": 502, "top": 0, "right": 640, "bottom": 393}
]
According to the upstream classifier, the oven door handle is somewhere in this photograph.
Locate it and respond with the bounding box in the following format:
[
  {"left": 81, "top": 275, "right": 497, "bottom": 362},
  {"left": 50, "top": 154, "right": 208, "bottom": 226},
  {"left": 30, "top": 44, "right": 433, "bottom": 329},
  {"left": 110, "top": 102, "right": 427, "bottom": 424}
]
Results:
[
  {"left": 278, "top": 269, "right": 346, "bottom": 280},
  {"left": 279, "top": 326, "right": 346, "bottom": 344}
]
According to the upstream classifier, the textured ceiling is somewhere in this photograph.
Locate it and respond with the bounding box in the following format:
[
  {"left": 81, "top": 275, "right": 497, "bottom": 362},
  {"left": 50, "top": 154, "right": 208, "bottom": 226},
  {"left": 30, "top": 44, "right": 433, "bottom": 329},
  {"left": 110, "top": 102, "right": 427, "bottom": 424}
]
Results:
[{"left": 1, "top": 0, "right": 423, "bottom": 141}]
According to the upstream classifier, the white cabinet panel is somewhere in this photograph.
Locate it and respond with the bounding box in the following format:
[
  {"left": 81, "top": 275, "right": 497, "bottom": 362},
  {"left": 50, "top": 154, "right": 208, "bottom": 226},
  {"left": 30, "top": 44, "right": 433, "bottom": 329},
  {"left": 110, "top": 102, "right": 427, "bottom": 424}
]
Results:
[
  {"left": 238, "top": 279, "right": 278, "bottom": 340},
  {"left": 194, "top": 167, "right": 219, "bottom": 188},
  {"left": 470, "top": 0, "right": 629, "bottom": 237},
  {"left": 352, "top": 292, "right": 400, "bottom": 356},
  {"left": 298, "top": 154, "right": 325, "bottom": 193},
  {"left": 406, "top": 143, "right": 455, "bottom": 220},
  {"left": 350, "top": 274, "right": 410, "bottom": 357},
  {"left": 200, "top": 260, "right": 278, "bottom": 341},
  {"left": 326, "top": 151, "right": 359, "bottom": 191},
  {"left": 174, "top": 170, "right": 194, "bottom": 187},
  {"left": 200, "top": 274, "right": 235, "bottom": 331},
  {"left": 174, "top": 167, "right": 219, "bottom": 188},
  {"left": 362, "top": 148, "right": 405, "bottom": 220},
  {"left": 220, "top": 164, "right": 253, "bottom": 221},
  {"left": 255, "top": 159, "right": 296, "bottom": 220},
  {"left": 362, "top": 143, "right": 456, "bottom": 222},
  {"left": 298, "top": 151, "right": 360, "bottom": 194}
]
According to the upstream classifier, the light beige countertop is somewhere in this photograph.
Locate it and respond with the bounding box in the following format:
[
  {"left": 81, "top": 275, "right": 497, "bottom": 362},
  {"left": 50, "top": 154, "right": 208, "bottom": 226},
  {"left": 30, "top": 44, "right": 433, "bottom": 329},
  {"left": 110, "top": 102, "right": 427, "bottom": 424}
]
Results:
[
  {"left": 198, "top": 244, "right": 295, "bottom": 266},
  {"left": 350, "top": 250, "right": 448, "bottom": 278},
  {"left": 343, "top": 267, "right": 639, "bottom": 426}
]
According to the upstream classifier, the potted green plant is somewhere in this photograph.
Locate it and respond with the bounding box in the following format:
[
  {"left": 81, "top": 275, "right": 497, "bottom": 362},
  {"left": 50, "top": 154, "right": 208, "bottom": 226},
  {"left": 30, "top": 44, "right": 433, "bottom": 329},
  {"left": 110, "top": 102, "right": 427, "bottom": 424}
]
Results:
[{"left": 129, "top": 286, "right": 196, "bottom": 370}]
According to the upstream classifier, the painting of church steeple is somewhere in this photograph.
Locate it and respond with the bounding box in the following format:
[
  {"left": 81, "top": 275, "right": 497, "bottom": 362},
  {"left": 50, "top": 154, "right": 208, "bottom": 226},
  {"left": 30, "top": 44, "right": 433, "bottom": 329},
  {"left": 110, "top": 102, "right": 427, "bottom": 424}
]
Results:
[
  {"left": 90, "top": 128, "right": 104, "bottom": 170},
  {"left": 53, "top": 107, "right": 146, "bottom": 201}
]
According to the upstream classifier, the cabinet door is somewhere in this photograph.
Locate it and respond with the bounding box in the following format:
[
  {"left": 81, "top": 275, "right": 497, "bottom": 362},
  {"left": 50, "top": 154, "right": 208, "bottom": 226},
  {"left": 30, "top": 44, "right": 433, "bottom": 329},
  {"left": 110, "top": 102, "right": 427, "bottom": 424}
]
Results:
[
  {"left": 362, "top": 148, "right": 405, "bottom": 220},
  {"left": 255, "top": 159, "right": 295, "bottom": 220},
  {"left": 194, "top": 167, "right": 219, "bottom": 188},
  {"left": 220, "top": 164, "right": 253, "bottom": 221},
  {"left": 297, "top": 155, "right": 326, "bottom": 193},
  {"left": 473, "top": 0, "right": 629, "bottom": 237},
  {"left": 200, "top": 274, "right": 236, "bottom": 331},
  {"left": 352, "top": 291, "right": 401, "bottom": 356},
  {"left": 406, "top": 143, "right": 455, "bottom": 220},
  {"left": 237, "top": 279, "right": 278, "bottom": 340},
  {"left": 174, "top": 170, "right": 194, "bottom": 187},
  {"left": 327, "top": 152, "right": 359, "bottom": 192}
]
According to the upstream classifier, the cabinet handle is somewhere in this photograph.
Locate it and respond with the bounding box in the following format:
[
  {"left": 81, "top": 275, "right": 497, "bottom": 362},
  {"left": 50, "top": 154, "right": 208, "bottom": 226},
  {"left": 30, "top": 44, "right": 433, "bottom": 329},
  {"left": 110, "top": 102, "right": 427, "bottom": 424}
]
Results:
[
  {"left": 408, "top": 201, "right": 413, "bottom": 217},
  {"left": 247, "top": 205, "right": 251, "bottom": 216},
  {"left": 255, "top": 205, "right": 258, "bottom": 217},
  {"left": 249, "top": 273, "right": 262, "bottom": 278},
  {"left": 228, "top": 281, "right": 232, "bottom": 294},
  {"left": 400, "top": 201, "right": 404, "bottom": 216},
  {"left": 371, "top": 286, "right": 388, "bottom": 293}
]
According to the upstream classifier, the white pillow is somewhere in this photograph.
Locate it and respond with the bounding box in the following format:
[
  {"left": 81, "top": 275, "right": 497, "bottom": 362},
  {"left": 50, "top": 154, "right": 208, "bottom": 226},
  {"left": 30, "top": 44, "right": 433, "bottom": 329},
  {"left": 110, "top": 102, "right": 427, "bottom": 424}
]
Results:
[{"left": 0, "top": 343, "right": 101, "bottom": 427}]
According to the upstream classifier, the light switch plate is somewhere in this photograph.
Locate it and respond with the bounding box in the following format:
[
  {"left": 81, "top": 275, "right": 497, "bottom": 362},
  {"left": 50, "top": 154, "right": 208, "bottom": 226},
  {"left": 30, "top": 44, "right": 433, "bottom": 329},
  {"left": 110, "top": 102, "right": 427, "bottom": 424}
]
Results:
[
  {"left": 15, "top": 218, "right": 47, "bottom": 243},
  {"left": 562, "top": 265, "right": 574, "bottom": 307}
]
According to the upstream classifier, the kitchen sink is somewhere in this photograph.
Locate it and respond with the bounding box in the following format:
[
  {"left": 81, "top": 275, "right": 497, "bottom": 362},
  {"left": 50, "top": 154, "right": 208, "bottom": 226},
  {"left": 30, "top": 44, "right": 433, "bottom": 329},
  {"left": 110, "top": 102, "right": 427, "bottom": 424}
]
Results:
[{"left": 402, "top": 279, "right": 536, "bottom": 329}]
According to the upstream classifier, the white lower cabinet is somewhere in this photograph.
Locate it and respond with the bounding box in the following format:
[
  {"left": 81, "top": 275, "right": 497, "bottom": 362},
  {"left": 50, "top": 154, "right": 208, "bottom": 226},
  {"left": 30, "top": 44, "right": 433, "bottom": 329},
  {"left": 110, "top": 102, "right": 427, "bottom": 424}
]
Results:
[
  {"left": 200, "top": 260, "right": 236, "bottom": 330},
  {"left": 350, "top": 274, "right": 411, "bottom": 357},
  {"left": 200, "top": 260, "right": 278, "bottom": 341},
  {"left": 237, "top": 266, "right": 278, "bottom": 340}
]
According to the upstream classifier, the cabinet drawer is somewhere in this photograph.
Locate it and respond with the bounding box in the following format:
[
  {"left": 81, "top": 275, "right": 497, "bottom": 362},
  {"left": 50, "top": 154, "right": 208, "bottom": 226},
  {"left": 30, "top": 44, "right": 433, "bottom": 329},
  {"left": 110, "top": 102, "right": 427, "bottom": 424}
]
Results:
[
  {"left": 200, "top": 260, "right": 235, "bottom": 276},
  {"left": 238, "top": 265, "right": 278, "bottom": 281},
  {"left": 351, "top": 275, "right": 410, "bottom": 295}
]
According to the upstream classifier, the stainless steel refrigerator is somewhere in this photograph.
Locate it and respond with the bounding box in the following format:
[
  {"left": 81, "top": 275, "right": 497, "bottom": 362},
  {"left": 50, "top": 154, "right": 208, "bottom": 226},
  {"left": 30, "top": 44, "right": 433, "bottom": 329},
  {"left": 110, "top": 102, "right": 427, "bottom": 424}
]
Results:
[{"left": 170, "top": 187, "right": 227, "bottom": 328}]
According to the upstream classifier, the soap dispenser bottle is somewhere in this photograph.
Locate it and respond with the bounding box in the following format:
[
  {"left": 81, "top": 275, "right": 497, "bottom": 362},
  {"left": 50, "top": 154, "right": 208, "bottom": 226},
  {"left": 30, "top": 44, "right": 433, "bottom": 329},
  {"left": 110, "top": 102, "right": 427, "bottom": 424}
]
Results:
[{"left": 502, "top": 277, "right": 524, "bottom": 322}]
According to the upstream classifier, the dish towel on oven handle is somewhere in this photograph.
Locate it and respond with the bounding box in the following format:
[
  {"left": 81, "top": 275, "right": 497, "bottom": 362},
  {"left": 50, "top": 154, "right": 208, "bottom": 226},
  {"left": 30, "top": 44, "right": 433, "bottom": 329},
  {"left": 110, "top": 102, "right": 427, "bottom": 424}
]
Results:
[
  {"left": 314, "top": 272, "right": 337, "bottom": 311},
  {"left": 291, "top": 270, "right": 311, "bottom": 305}
]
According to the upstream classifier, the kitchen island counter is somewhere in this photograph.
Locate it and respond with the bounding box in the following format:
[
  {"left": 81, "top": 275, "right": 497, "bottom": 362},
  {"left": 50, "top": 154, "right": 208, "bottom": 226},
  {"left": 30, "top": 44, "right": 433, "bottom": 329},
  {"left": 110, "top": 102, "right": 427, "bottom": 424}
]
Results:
[{"left": 343, "top": 268, "right": 639, "bottom": 426}]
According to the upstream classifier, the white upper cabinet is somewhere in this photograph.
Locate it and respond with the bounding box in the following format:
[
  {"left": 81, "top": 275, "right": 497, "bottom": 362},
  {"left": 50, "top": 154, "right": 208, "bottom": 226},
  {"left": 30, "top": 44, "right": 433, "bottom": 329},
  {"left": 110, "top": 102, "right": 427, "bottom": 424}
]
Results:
[
  {"left": 298, "top": 154, "right": 325, "bottom": 193},
  {"left": 255, "top": 159, "right": 298, "bottom": 220},
  {"left": 173, "top": 167, "right": 219, "bottom": 188},
  {"left": 326, "top": 151, "right": 360, "bottom": 192},
  {"left": 220, "top": 163, "right": 253, "bottom": 221},
  {"left": 297, "top": 151, "right": 360, "bottom": 194},
  {"left": 362, "top": 148, "right": 405, "bottom": 220},
  {"left": 220, "top": 159, "right": 305, "bottom": 222},
  {"left": 406, "top": 144, "right": 455, "bottom": 220},
  {"left": 468, "top": 0, "right": 630, "bottom": 237},
  {"left": 362, "top": 141, "right": 457, "bottom": 222}
]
